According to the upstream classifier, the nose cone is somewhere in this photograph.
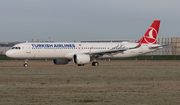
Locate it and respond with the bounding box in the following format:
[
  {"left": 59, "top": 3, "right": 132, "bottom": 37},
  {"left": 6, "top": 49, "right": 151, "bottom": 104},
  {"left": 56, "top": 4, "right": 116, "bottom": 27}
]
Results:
[{"left": 5, "top": 50, "right": 14, "bottom": 58}]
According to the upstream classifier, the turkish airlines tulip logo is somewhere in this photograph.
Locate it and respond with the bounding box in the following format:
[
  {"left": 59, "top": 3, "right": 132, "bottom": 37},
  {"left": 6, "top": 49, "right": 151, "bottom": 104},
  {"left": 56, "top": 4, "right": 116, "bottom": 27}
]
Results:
[{"left": 144, "top": 27, "right": 157, "bottom": 44}]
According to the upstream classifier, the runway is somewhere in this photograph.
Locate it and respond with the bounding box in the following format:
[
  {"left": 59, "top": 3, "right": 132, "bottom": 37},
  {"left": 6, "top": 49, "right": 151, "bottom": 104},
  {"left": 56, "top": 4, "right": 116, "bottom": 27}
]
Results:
[{"left": 0, "top": 60, "right": 180, "bottom": 104}]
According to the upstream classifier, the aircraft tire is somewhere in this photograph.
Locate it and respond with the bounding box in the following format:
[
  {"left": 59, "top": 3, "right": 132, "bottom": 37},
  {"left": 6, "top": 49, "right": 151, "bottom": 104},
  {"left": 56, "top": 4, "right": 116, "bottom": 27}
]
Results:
[
  {"left": 92, "top": 62, "right": 99, "bottom": 66},
  {"left": 92, "top": 62, "right": 95, "bottom": 66},
  {"left": 24, "top": 63, "right": 28, "bottom": 67}
]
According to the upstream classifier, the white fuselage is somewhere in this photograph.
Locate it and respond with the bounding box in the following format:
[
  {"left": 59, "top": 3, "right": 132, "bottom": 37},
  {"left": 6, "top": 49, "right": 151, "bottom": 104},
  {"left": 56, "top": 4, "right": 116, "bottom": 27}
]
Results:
[{"left": 6, "top": 42, "right": 159, "bottom": 59}]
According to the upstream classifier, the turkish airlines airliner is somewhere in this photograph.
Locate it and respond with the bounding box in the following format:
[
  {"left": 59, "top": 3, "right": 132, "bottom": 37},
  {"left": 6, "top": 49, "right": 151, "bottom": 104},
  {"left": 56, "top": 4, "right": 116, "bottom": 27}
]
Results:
[{"left": 6, "top": 20, "right": 162, "bottom": 66}]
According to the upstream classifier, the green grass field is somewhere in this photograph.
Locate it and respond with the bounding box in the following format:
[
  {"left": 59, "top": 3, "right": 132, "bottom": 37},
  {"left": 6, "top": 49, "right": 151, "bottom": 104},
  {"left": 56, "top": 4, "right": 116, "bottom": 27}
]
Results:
[{"left": 0, "top": 61, "right": 180, "bottom": 104}]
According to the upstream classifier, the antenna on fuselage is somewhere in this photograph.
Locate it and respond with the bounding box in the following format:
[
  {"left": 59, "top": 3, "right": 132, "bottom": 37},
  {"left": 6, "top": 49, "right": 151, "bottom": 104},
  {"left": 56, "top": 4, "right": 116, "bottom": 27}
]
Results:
[{"left": 49, "top": 37, "right": 51, "bottom": 42}]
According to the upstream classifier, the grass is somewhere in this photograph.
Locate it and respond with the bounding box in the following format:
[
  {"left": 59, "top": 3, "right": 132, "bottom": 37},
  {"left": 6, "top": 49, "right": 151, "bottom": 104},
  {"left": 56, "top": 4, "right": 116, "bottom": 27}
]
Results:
[{"left": 0, "top": 63, "right": 180, "bottom": 104}]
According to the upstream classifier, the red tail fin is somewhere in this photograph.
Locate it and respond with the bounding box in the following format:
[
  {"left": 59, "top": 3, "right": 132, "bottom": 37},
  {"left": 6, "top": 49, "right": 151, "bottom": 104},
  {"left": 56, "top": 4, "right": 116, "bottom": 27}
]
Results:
[{"left": 137, "top": 20, "right": 160, "bottom": 44}]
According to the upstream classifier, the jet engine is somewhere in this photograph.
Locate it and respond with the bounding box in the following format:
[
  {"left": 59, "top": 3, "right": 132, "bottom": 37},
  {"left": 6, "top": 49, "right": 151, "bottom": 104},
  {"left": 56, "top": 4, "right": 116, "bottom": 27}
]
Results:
[
  {"left": 53, "top": 59, "right": 70, "bottom": 65},
  {"left": 73, "top": 54, "right": 90, "bottom": 65}
]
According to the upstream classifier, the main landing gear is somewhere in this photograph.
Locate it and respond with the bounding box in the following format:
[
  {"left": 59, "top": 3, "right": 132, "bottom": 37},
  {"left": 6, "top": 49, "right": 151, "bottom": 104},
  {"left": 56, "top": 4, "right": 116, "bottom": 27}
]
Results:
[
  {"left": 92, "top": 62, "right": 99, "bottom": 66},
  {"left": 91, "top": 57, "right": 99, "bottom": 66},
  {"left": 24, "top": 59, "right": 28, "bottom": 67}
]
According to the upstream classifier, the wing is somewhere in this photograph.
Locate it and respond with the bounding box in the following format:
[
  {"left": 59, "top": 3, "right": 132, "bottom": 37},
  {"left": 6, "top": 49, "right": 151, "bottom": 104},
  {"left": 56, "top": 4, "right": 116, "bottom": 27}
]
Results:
[
  {"left": 85, "top": 39, "right": 144, "bottom": 56},
  {"left": 85, "top": 44, "right": 141, "bottom": 56},
  {"left": 85, "top": 48, "right": 127, "bottom": 55}
]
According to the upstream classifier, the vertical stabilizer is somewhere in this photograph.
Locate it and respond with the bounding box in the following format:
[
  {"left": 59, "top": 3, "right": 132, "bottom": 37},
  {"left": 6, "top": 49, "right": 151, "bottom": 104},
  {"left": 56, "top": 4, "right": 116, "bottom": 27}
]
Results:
[{"left": 137, "top": 20, "right": 160, "bottom": 44}]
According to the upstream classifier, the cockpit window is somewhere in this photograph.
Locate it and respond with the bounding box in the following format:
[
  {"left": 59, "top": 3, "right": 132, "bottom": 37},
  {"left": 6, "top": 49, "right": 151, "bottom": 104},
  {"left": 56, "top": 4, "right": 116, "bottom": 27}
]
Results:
[{"left": 12, "top": 47, "right": 21, "bottom": 49}]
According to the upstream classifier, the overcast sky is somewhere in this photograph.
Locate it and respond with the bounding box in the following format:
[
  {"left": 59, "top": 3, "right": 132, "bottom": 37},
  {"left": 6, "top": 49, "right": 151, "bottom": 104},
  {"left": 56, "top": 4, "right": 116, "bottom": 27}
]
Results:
[{"left": 0, "top": 0, "right": 180, "bottom": 42}]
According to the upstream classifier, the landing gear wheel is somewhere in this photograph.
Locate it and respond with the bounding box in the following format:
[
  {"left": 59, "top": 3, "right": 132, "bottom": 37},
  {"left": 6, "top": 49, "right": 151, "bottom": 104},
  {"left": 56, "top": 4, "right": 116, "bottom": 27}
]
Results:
[
  {"left": 24, "top": 63, "right": 28, "bottom": 67},
  {"left": 92, "top": 62, "right": 95, "bottom": 66},
  {"left": 92, "top": 62, "right": 99, "bottom": 66}
]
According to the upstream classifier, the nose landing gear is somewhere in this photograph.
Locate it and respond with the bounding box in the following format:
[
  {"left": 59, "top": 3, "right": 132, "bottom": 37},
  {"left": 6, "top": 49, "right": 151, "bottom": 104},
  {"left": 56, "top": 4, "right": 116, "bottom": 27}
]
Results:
[{"left": 24, "top": 59, "right": 28, "bottom": 67}]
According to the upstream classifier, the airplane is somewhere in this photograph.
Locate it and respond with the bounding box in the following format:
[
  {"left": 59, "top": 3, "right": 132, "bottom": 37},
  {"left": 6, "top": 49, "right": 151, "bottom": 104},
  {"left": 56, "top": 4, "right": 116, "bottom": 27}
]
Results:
[{"left": 6, "top": 20, "right": 162, "bottom": 67}]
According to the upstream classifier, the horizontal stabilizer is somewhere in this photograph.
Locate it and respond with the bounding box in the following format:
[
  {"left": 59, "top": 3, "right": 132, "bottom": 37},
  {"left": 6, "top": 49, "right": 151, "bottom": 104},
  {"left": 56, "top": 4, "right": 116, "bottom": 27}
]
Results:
[{"left": 148, "top": 45, "right": 163, "bottom": 49}]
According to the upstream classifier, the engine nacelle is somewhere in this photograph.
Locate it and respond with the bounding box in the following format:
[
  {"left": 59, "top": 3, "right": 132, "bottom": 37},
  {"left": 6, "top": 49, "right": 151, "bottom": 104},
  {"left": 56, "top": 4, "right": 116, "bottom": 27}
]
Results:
[
  {"left": 73, "top": 54, "right": 90, "bottom": 64},
  {"left": 53, "top": 59, "right": 70, "bottom": 65}
]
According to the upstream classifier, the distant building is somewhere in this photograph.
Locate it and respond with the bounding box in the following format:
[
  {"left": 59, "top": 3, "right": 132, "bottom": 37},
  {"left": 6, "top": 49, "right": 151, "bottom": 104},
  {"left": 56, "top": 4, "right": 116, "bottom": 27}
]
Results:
[{"left": 172, "top": 37, "right": 180, "bottom": 55}]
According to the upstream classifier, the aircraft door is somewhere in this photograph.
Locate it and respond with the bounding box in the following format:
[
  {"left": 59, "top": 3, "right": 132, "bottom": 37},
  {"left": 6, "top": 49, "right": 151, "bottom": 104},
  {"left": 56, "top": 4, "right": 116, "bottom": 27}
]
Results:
[
  {"left": 26, "top": 44, "right": 31, "bottom": 53},
  {"left": 78, "top": 44, "right": 84, "bottom": 52}
]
